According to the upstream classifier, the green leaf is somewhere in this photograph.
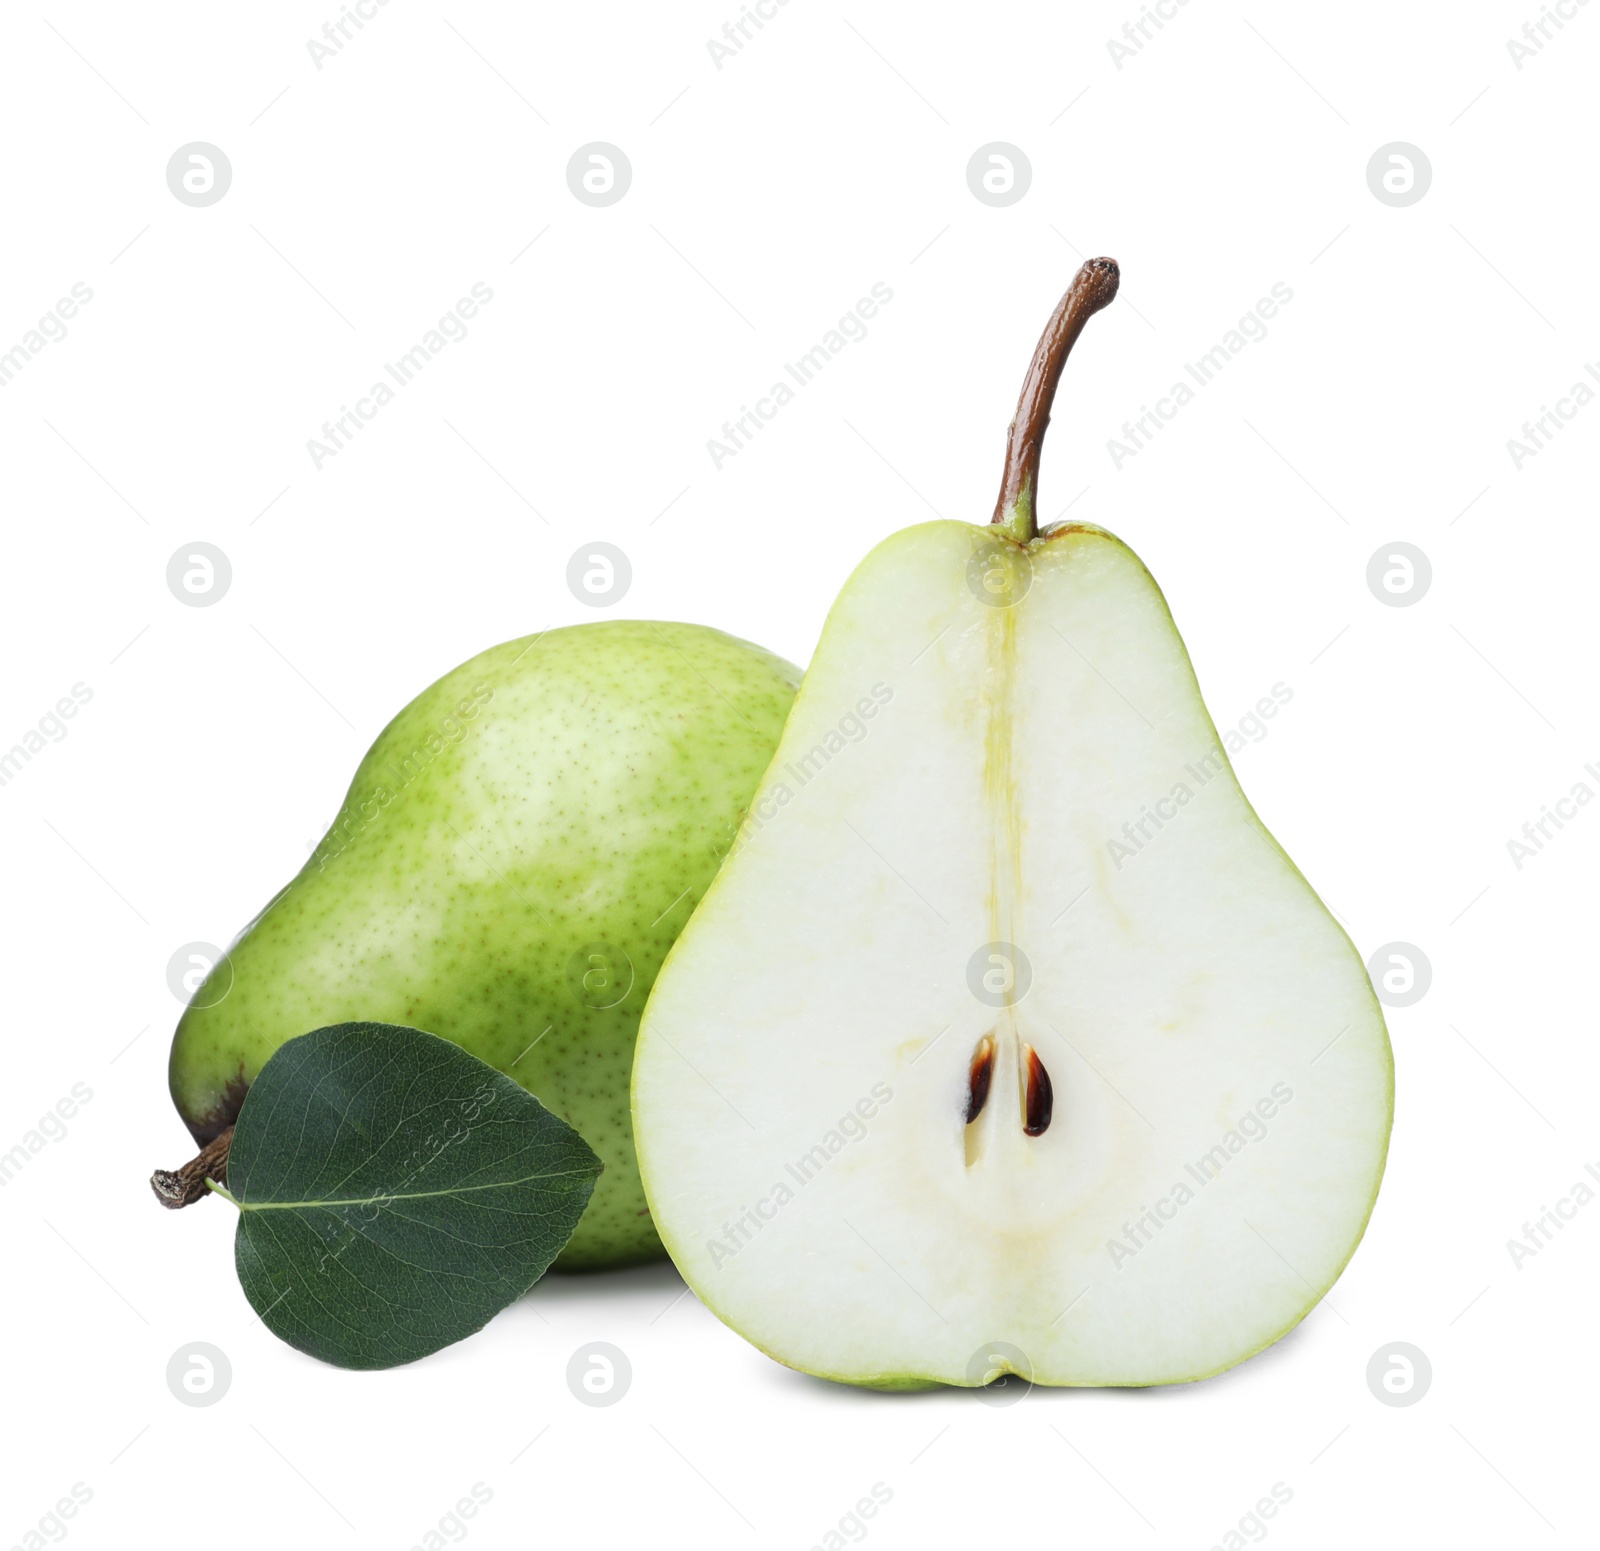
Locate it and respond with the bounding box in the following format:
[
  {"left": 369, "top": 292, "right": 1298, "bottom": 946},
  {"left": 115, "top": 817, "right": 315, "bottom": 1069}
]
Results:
[{"left": 221, "top": 1022, "right": 601, "bottom": 1369}]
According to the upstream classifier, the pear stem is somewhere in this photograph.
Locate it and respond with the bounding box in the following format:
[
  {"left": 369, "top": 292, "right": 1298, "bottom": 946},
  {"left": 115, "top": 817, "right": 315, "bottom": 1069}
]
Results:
[
  {"left": 150, "top": 1127, "right": 232, "bottom": 1209},
  {"left": 991, "top": 257, "right": 1120, "bottom": 542}
]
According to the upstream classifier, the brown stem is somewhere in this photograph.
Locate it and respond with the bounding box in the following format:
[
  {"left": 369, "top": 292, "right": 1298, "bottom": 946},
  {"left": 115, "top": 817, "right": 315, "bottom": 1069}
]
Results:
[
  {"left": 151, "top": 1127, "right": 232, "bottom": 1209},
  {"left": 991, "top": 257, "right": 1121, "bottom": 539}
]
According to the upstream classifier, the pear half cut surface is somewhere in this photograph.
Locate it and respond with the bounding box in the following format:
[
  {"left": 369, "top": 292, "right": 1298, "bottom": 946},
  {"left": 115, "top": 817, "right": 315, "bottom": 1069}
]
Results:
[{"left": 633, "top": 261, "right": 1392, "bottom": 1387}]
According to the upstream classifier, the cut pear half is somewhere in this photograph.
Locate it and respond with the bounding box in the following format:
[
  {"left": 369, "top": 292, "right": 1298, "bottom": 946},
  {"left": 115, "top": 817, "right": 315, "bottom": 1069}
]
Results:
[{"left": 632, "top": 261, "right": 1392, "bottom": 1389}]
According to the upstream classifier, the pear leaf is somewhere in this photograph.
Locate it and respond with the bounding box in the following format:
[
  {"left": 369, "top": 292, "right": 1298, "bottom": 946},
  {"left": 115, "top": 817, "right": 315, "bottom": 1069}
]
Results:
[{"left": 220, "top": 1022, "right": 601, "bottom": 1369}]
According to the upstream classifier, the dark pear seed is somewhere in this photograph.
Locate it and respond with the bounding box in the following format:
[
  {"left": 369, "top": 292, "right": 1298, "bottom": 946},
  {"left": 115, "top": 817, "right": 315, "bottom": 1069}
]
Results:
[
  {"left": 966, "top": 1034, "right": 995, "bottom": 1124},
  {"left": 1024, "top": 1047, "right": 1053, "bottom": 1137}
]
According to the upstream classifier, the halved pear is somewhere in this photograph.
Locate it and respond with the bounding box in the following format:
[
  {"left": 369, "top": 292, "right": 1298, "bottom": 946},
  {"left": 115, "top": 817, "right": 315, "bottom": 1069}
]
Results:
[{"left": 633, "top": 260, "right": 1392, "bottom": 1388}]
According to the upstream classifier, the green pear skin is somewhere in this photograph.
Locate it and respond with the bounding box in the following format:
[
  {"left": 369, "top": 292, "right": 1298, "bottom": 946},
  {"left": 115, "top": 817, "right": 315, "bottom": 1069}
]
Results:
[{"left": 168, "top": 620, "right": 801, "bottom": 1268}]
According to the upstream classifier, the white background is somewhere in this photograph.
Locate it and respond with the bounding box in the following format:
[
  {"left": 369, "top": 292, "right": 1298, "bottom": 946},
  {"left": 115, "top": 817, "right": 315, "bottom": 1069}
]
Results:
[{"left": 2, "top": 2, "right": 1596, "bottom": 1547}]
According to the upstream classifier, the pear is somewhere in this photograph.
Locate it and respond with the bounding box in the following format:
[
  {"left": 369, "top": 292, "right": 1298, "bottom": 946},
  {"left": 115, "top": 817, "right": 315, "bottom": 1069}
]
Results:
[
  {"left": 162, "top": 620, "right": 800, "bottom": 1269},
  {"left": 633, "top": 260, "right": 1393, "bottom": 1384}
]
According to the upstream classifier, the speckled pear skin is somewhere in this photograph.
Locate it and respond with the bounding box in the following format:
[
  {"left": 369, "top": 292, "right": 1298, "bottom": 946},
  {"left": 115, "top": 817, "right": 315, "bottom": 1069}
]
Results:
[{"left": 168, "top": 620, "right": 801, "bottom": 1268}]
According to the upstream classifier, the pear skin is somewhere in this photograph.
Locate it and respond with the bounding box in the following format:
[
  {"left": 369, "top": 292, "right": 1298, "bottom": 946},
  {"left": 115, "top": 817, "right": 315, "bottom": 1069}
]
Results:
[{"left": 167, "top": 620, "right": 800, "bottom": 1268}]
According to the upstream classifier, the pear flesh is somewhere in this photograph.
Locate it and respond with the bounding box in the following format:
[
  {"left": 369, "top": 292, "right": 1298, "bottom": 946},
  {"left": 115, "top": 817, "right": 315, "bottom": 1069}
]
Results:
[
  {"left": 634, "top": 521, "right": 1392, "bottom": 1385},
  {"left": 167, "top": 620, "right": 800, "bottom": 1269}
]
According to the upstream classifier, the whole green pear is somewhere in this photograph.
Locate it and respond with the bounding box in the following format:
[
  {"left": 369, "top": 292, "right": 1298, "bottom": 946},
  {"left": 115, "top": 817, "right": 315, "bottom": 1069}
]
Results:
[{"left": 167, "top": 620, "right": 800, "bottom": 1268}]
